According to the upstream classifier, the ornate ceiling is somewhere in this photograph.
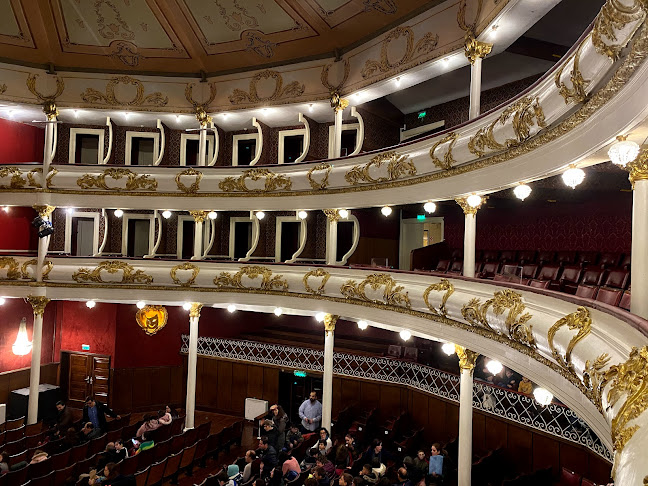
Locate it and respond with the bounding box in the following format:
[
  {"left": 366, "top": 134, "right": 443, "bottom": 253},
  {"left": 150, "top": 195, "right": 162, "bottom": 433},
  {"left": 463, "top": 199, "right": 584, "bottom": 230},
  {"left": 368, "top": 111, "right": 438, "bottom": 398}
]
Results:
[{"left": 0, "top": 0, "right": 443, "bottom": 75}]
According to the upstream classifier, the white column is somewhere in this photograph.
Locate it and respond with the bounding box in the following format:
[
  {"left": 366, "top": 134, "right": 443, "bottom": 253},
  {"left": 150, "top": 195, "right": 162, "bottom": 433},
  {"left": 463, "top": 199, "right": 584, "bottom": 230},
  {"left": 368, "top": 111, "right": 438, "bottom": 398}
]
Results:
[
  {"left": 469, "top": 56, "right": 482, "bottom": 120},
  {"left": 26, "top": 296, "right": 50, "bottom": 425},
  {"left": 185, "top": 303, "right": 201, "bottom": 429},
  {"left": 463, "top": 213, "right": 476, "bottom": 278},
  {"left": 190, "top": 211, "right": 207, "bottom": 260},
  {"left": 321, "top": 314, "right": 337, "bottom": 431},
  {"left": 43, "top": 121, "right": 54, "bottom": 178},
  {"left": 333, "top": 109, "right": 343, "bottom": 158},
  {"left": 455, "top": 346, "right": 478, "bottom": 486},
  {"left": 198, "top": 128, "right": 207, "bottom": 166},
  {"left": 325, "top": 210, "right": 338, "bottom": 265},
  {"left": 33, "top": 206, "right": 55, "bottom": 282},
  {"left": 631, "top": 178, "right": 648, "bottom": 318}
]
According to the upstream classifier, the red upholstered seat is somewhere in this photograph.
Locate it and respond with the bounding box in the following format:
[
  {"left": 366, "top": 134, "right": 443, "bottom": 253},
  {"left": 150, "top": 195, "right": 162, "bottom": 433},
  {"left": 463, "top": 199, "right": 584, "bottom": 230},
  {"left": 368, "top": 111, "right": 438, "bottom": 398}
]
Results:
[
  {"left": 535, "top": 264, "right": 562, "bottom": 281},
  {"left": 435, "top": 259, "right": 451, "bottom": 272},
  {"left": 599, "top": 252, "right": 622, "bottom": 268},
  {"left": 558, "top": 467, "right": 581, "bottom": 486},
  {"left": 596, "top": 287, "right": 623, "bottom": 306},
  {"left": 517, "top": 250, "right": 536, "bottom": 264},
  {"left": 581, "top": 478, "right": 596, "bottom": 486},
  {"left": 575, "top": 284, "right": 598, "bottom": 299},
  {"left": 529, "top": 279, "right": 551, "bottom": 289},
  {"left": 478, "top": 262, "right": 500, "bottom": 279},
  {"left": 493, "top": 274, "right": 514, "bottom": 283},
  {"left": 577, "top": 251, "right": 599, "bottom": 266},
  {"left": 448, "top": 260, "right": 463, "bottom": 274},
  {"left": 620, "top": 254, "right": 631, "bottom": 269},
  {"left": 560, "top": 265, "right": 583, "bottom": 294},
  {"left": 482, "top": 250, "right": 499, "bottom": 262},
  {"left": 620, "top": 290, "right": 631, "bottom": 311},
  {"left": 556, "top": 251, "right": 576, "bottom": 264},
  {"left": 537, "top": 250, "right": 555, "bottom": 264},
  {"left": 499, "top": 250, "right": 517, "bottom": 262},
  {"left": 521, "top": 264, "right": 539, "bottom": 279},
  {"left": 450, "top": 248, "right": 463, "bottom": 259},
  {"left": 603, "top": 267, "right": 630, "bottom": 289},
  {"left": 581, "top": 268, "right": 605, "bottom": 287}
]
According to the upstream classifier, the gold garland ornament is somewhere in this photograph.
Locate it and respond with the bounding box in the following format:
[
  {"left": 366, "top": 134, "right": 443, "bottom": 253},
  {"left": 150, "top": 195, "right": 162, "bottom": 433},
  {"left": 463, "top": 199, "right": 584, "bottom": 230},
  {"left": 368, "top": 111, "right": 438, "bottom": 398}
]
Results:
[
  {"left": 72, "top": 261, "right": 153, "bottom": 284},
  {"left": 340, "top": 273, "right": 411, "bottom": 309},
  {"left": 214, "top": 266, "right": 288, "bottom": 291}
]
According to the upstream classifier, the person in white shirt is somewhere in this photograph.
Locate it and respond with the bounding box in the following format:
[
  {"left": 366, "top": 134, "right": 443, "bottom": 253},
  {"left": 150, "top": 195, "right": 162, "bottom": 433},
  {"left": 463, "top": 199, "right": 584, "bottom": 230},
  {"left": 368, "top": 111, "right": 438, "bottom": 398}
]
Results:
[{"left": 298, "top": 391, "right": 322, "bottom": 432}]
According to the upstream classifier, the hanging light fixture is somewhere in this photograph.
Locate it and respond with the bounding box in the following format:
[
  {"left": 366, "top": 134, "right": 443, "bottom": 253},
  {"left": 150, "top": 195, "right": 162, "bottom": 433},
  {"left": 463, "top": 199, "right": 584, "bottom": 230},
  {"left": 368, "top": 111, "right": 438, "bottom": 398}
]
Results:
[
  {"left": 86, "top": 300, "right": 96, "bottom": 309},
  {"left": 608, "top": 135, "right": 640, "bottom": 167},
  {"left": 485, "top": 360, "right": 503, "bottom": 375},
  {"left": 533, "top": 387, "right": 553, "bottom": 406},
  {"left": 399, "top": 330, "right": 411, "bottom": 341},
  {"left": 513, "top": 184, "right": 532, "bottom": 201},
  {"left": 315, "top": 312, "right": 326, "bottom": 322},
  {"left": 136, "top": 301, "right": 146, "bottom": 309},
  {"left": 381, "top": 206, "right": 393, "bottom": 217},
  {"left": 274, "top": 307, "right": 283, "bottom": 316},
  {"left": 182, "top": 302, "right": 192, "bottom": 311},
  {"left": 12, "top": 318, "right": 32, "bottom": 356},
  {"left": 562, "top": 167, "right": 585, "bottom": 189},
  {"left": 256, "top": 211, "right": 266, "bottom": 220},
  {"left": 208, "top": 211, "right": 218, "bottom": 220},
  {"left": 357, "top": 320, "right": 368, "bottom": 330},
  {"left": 114, "top": 209, "right": 124, "bottom": 218},
  {"left": 423, "top": 202, "right": 437, "bottom": 214},
  {"left": 162, "top": 210, "right": 172, "bottom": 219},
  {"left": 298, "top": 211, "right": 308, "bottom": 220},
  {"left": 338, "top": 209, "right": 349, "bottom": 219},
  {"left": 441, "top": 342, "right": 456, "bottom": 356},
  {"left": 467, "top": 194, "right": 482, "bottom": 208}
]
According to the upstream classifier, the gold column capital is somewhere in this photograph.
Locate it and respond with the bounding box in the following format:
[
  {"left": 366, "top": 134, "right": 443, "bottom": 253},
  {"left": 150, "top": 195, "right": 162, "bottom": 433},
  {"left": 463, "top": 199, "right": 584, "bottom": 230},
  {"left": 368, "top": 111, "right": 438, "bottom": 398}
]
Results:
[
  {"left": 628, "top": 149, "right": 648, "bottom": 188},
  {"left": 455, "top": 196, "right": 485, "bottom": 215},
  {"left": 43, "top": 101, "right": 58, "bottom": 121},
  {"left": 455, "top": 345, "right": 479, "bottom": 372},
  {"left": 464, "top": 32, "right": 493, "bottom": 64},
  {"left": 323, "top": 314, "right": 338, "bottom": 332},
  {"left": 330, "top": 91, "right": 349, "bottom": 114},
  {"left": 33, "top": 205, "right": 56, "bottom": 219},
  {"left": 189, "top": 210, "right": 209, "bottom": 223},
  {"left": 189, "top": 303, "right": 203, "bottom": 318},
  {"left": 195, "top": 106, "right": 212, "bottom": 129},
  {"left": 323, "top": 209, "right": 340, "bottom": 222},
  {"left": 25, "top": 295, "right": 51, "bottom": 316}
]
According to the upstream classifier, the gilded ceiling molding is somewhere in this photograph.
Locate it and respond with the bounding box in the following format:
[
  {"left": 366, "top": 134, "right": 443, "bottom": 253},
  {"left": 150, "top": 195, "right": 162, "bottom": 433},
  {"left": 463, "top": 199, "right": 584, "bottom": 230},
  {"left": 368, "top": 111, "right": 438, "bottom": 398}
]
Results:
[
  {"left": 185, "top": 82, "right": 217, "bottom": 110},
  {"left": 330, "top": 91, "right": 349, "bottom": 114},
  {"left": 340, "top": 273, "right": 411, "bottom": 309},
  {"left": 468, "top": 96, "right": 547, "bottom": 157},
  {"left": 0, "top": 257, "right": 21, "bottom": 280},
  {"left": 303, "top": 268, "right": 331, "bottom": 295},
  {"left": 429, "top": 132, "right": 458, "bottom": 170},
  {"left": 0, "top": 167, "right": 27, "bottom": 190},
  {"left": 592, "top": 0, "right": 645, "bottom": 60},
  {"left": 26, "top": 74, "right": 64, "bottom": 103},
  {"left": 219, "top": 168, "right": 292, "bottom": 193},
  {"left": 464, "top": 32, "right": 492, "bottom": 64},
  {"left": 72, "top": 260, "right": 153, "bottom": 285},
  {"left": 170, "top": 262, "right": 200, "bottom": 287},
  {"left": 321, "top": 59, "right": 350, "bottom": 92},
  {"left": 76, "top": 168, "right": 157, "bottom": 192},
  {"left": 228, "top": 70, "right": 305, "bottom": 105},
  {"left": 455, "top": 345, "right": 479, "bottom": 371},
  {"left": 555, "top": 36, "right": 591, "bottom": 104},
  {"left": 361, "top": 26, "right": 439, "bottom": 79},
  {"left": 461, "top": 289, "right": 536, "bottom": 349},
  {"left": 363, "top": 0, "right": 398, "bottom": 14},
  {"left": 547, "top": 306, "right": 592, "bottom": 374},
  {"left": 81, "top": 76, "right": 168, "bottom": 107},
  {"left": 457, "top": 0, "right": 483, "bottom": 32},
  {"left": 242, "top": 31, "right": 276, "bottom": 59},
  {"left": 21, "top": 259, "right": 53, "bottom": 281},
  {"left": 423, "top": 279, "right": 454, "bottom": 317},
  {"left": 345, "top": 152, "right": 416, "bottom": 185},
  {"left": 0, "top": 84, "right": 6, "bottom": 95},
  {"left": 175, "top": 168, "right": 203, "bottom": 194},
  {"left": 110, "top": 41, "right": 141, "bottom": 67},
  {"left": 213, "top": 266, "right": 288, "bottom": 291},
  {"left": 27, "top": 168, "right": 43, "bottom": 188},
  {"left": 307, "top": 163, "right": 332, "bottom": 190}
]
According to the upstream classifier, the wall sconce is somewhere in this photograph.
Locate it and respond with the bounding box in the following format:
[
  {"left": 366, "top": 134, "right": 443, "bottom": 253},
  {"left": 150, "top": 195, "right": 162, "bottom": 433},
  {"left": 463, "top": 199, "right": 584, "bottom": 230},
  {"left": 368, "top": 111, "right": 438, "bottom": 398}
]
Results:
[{"left": 12, "top": 317, "right": 32, "bottom": 356}]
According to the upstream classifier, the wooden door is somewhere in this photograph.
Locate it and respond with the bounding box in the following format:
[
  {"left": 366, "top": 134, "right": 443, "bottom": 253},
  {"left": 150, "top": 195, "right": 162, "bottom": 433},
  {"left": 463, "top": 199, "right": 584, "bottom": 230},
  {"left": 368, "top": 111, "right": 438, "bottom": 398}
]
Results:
[
  {"left": 64, "top": 352, "right": 111, "bottom": 407},
  {"left": 92, "top": 357, "right": 110, "bottom": 402}
]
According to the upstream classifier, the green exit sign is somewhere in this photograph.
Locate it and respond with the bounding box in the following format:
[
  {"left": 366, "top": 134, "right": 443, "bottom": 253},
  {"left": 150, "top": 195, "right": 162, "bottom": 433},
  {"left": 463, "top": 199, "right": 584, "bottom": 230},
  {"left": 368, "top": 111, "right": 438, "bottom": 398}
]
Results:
[
  {"left": 294, "top": 370, "right": 307, "bottom": 378},
  {"left": 418, "top": 111, "right": 427, "bottom": 120},
  {"left": 82, "top": 344, "right": 90, "bottom": 351},
  {"left": 417, "top": 214, "right": 426, "bottom": 221}
]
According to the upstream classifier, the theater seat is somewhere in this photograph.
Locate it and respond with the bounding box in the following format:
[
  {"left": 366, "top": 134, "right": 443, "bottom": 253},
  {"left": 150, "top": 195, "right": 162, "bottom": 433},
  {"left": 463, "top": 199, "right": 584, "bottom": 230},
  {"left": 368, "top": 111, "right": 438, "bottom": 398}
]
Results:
[
  {"left": 499, "top": 250, "right": 517, "bottom": 262},
  {"left": 478, "top": 261, "right": 500, "bottom": 279},
  {"left": 482, "top": 250, "right": 499, "bottom": 262},
  {"left": 599, "top": 252, "right": 621, "bottom": 268},
  {"left": 577, "top": 251, "right": 599, "bottom": 266},
  {"left": 576, "top": 284, "right": 598, "bottom": 299},
  {"left": 558, "top": 467, "right": 581, "bottom": 486},
  {"left": 529, "top": 279, "right": 551, "bottom": 289},
  {"left": 535, "top": 264, "right": 562, "bottom": 281},
  {"left": 620, "top": 290, "right": 631, "bottom": 311},
  {"left": 556, "top": 251, "right": 576, "bottom": 264},
  {"left": 435, "top": 259, "right": 451, "bottom": 273},
  {"left": 448, "top": 260, "right": 463, "bottom": 274},
  {"left": 493, "top": 274, "right": 514, "bottom": 282},
  {"left": 517, "top": 250, "right": 536, "bottom": 264},
  {"left": 537, "top": 250, "right": 555, "bottom": 264},
  {"left": 596, "top": 287, "right": 623, "bottom": 306},
  {"left": 521, "top": 264, "right": 539, "bottom": 280},
  {"left": 450, "top": 248, "right": 463, "bottom": 260},
  {"left": 500, "top": 263, "right": 521, "bottom": 277},
  {"left": 603, "top": 267, "right": 630, "bottom": 289},
  {"left": 581, "top": 268, "right": 605, "bottom": 287},
  {"left": 560, "top": 265, "right": 583, "bottom": 294},
  {"left": 620, "top": 254, "right": 631, "bottom": 269}
]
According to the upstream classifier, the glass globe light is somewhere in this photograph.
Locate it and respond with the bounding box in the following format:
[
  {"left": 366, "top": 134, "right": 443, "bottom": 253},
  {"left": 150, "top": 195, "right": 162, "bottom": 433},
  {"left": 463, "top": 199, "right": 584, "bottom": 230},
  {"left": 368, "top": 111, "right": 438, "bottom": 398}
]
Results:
[
  {"left": 338, "top": 209, "right": 349, "bottom": 219},
  {"left": 381, "top": 206, "right": 392, "bottom": 216},
  {"left": 423, "top": 202, "right": 437, "bottom": 214},
  {"left": 182, "top": 302, "right": 192, "bottom": 311},
  {"left": 467, "top": 194, "right": 482, "bottom": 208},
  {"left": 114, "top": 209, "right": 124, "bottom": 218},
  {"left": 227, "top": 304, "right": 237, "bottom": 313},
  {"left": 608, "top": 136, "right": 640, "bottom": 167},
  {"left": 400, "top": 330, "right": 411, "bottom": 341},
  {"left": 274, "top": 307, "right": 283, "bottom": 316},
  {"left": 513, "top": 184, "right": 531, "bottom": 201},
  {"left": 562, "top": 168, "right": 585, "bottom": 189},
  {"left": 0, "top": 298, "right": 5, "bottom": 305},
  {"left": 315, "top": 312, "right": 326, "bottom": 322},
  {"left": 136, "top": 301, "right": 146, "bottom": 309},
  {"left": 208, "top": 211, "right": 217, "bottom": 220},
  {"left": 162, "top": 210, "right": 172, "bottom": 219},
  {"left": 255, "top": 211, "right": 265, "bottom": 220},
  {"left": 533, "top": 387, "right": 553, "bottom": 406},
  {"left": 441, "top": 342, "right": 456, "bottom": 356},
  {"left": 86, "top": 300, "right": 96, "bottom": 309},
  {"left": 485, "top": 360, "right": 503, "bottom": 375},
  {"left": 298, "top": 211, "right": 308, "bottom": 220},
  {"left": 357, "top": 320, "right": 368, "bottom": 330}
]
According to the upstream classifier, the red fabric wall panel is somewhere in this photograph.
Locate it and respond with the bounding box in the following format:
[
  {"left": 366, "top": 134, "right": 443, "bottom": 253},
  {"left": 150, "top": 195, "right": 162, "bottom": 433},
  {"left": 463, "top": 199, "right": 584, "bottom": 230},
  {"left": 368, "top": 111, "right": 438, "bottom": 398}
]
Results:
[
  {"left": 0, "top": 298, "right": 56, "bottom": 372},
  {"left": 58, "top": 301, "right": 117, "bottom": 357},
  {"left": 0, "top": 207, "right": 38, "bottom": 251},
  {"left": 0, "top": 119, "right": 44, "bottom": 163}
]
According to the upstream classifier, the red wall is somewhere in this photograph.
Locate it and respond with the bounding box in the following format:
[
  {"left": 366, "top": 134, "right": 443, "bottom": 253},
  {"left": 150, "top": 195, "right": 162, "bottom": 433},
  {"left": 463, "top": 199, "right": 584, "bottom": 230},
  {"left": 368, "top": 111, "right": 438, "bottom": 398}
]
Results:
[
  {"left": 0, "top": 298, "right": 56, "bottom": 373},
  {"left": 0, "top": 119, "right": 44, "bottom": 163},
  {"left": 57, "top": 301, "right": 117, "bottom": 357},
  {"left": 0, "top": 207, "right": 38, "bottom": 251}
]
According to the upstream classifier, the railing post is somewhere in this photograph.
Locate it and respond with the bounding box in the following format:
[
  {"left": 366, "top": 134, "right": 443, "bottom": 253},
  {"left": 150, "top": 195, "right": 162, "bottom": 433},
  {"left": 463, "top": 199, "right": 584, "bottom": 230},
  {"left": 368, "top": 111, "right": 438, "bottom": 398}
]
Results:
[{"left": 455, "top": 197, "right": 484, "bottom": 278}]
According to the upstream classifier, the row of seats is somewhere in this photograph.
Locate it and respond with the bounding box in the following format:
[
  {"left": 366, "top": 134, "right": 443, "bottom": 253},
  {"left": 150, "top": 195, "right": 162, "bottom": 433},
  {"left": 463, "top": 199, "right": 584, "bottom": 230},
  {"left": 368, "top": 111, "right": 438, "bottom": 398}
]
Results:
[{"left": 446, "top": 249, "right": 631, "bottom": 268}]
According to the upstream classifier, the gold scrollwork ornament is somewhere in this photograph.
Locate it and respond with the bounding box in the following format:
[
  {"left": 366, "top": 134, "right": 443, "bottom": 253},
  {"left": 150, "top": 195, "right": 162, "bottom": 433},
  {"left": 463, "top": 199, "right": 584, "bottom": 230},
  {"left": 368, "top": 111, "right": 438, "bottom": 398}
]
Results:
[
  {"left": 345, "top": 152, "right": 416, "bottom": 185},
  {"left": 219, "top": 168, "right": 292, "bottom": 193},
  {"left": 555, "top": 38, "right": 590, "bottom": 104},
  {"left": 464, "top": 32, "right": 492, "bottom": 64},
  {"left": 628, "top": 149, "right": 648, "bottom": 188},
  {"left": 25, "top": 295, "right": 51, "bottom": 316},
  {"left": 303, "top": 268, "right": 331, "bottom": 295},
  {"left": 307, "top": 163, "right": 332, "bottom": 190},
  {"left": 0, "top": 257, "right": 20, "bottom": 280},
  {"left": 455, "top": 345, "right": 479, "bottom": 371},
  {"left": 170, "top": 263, "right": 200, "bottom": 287},
  {"left": 340, "top": 273, "right": 411, "bottom": 309},
  {"left": 136, "top": 305, "right": 168, "bottom": 336},
  {"left": 214, "top": 266, "right": 288, "bottom": 291},
  {"left": 72, "top": 261, "right": 153, "bottom": 284},
  {"left": 77, "top": 168, "right": 157, "bottom": 192},
  {"left": 81, "top": 76, "right": 168, "bottom": 107},
  {"left": 429, "top": 133, "right": 458, "bottom": 170},
  {"left": 229, "top": 69, "right": 305, "bottom": 105},
  {"left": 176, "top": 168, "right": 203, "bottom": 194},
  {"left": 547, "top": 306, "right": 591, "bottom": 373},
  {"left": 423, "top": 279, "right": 454, "bottom": 317},
  {"left": 20, "top": 259, "right": 53, "bottom": 281},
  {"left": 0, "top": 167, "right": 26, "bottom": 189}
]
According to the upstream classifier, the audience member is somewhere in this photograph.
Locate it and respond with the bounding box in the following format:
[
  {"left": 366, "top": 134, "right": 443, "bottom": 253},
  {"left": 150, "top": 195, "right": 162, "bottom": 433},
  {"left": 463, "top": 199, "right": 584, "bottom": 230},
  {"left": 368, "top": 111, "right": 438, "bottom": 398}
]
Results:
[
  {"left": 393, "top": 468, "right": 411, "bottom": 486},
  {"left": 318, "top": 428, "right": 333, "bottom": 453},
  {"left": 285, "top": 423, "right": 303, "bottom": 451},
  {"left": 361, "top": 464, "right": 378, "bottom": 485},
  {"left": 298, "top": 392, "right": 322, "bottom": 432},
  {"left": 266, "top": 405, "right": 288, "bottom": 450},
  {"left": 83, "top": 396, "right": 120, "bottom": 436},
  {"left": 165, "top": 405, "right": 179, "bottom": 419},
  {"left": 339, "top": 473, "right": 354, "bottom": 486},
  {"left": 411, "top": 451, "right": 427, "bottom": 486},
  {"left": 136, "top": 414, "right": 161, "bottom": 440},
  {"left": 335, "top": 444, "right": 351, "bottom": 474},
  {"left": 304, "top": 478, "right": 318, "bottom": 486},
  {"left": 115, "top": 440, "right": 129, "bottom": 461},
  {"left": 158, "top": 408, "right": 172, "bottom": 425},
  {"left": 344, "top": 433, "right": 358, "bottom": 459},
  {"left": 214, "top": 471, "right": 229, "bottom": 486},
  {"left": 63, "top": 427, "right": 79, "bottom": 449},
  {"left": 80, "top": 422, "right": 99, "bottom": 442},
  {"left": 371, "top": 458, "right": 386, "bottom": 479},
  {"left": 518, "top": 376, "right": 533, "bottom": 394},
  {"left": 227, "top": 465, "right": 242, "bottom": 486},
  {"left": 497, "top": 369, "right": 521, "bottom": 390},
  {"left": 356, "top": 440, "right": 384, "bottom": 475},
  {"left": 254, "top": 480, "right": 265, "bottom": 486},
  {"left": 102, "top": 462, "right": 134, "bottom": 486},
  {"left": 280, "top": 451, "right": 300, "bottom": 480},
  {"left": 0, "top": 451, "right": 8, "bottom": 474},
  {"left": 257, "top": 436, "right": 278, "bottom": 478},
  {"left": 242, "top": 450, "right": 257, "bottom": 482},
  {"left": 316, "top": 454, "right": 335, "bottom": 478},
  {"left": 262, "top": 420, "right": 281, "bottom": 451},
  {"left": 427, "top": 443, "right": 444, "bottom": 486},
  {"left": 29, "top": 449, "right": 47, "bottom": 464},
  {"left": 53, "top": 400, "right": 74, "bottom": 437},
  {"left": 312, "top": 466, "right": 329, "bottom": 486}
]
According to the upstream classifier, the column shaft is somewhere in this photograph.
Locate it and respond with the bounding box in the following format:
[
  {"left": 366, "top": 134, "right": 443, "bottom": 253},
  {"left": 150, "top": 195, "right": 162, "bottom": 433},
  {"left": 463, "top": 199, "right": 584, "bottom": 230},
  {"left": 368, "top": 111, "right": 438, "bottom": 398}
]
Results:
[
  {"left": 631, "top": 179, "right": 648, "bottom": 317},
  {"left": 193, "top": 221, "right": 203, "bottom": 260},
  {"left": 322, "top": 329, "right": 334, "bottom": 430},
  {"left": 333, "top": 109, "right": 343, "bottom": 158},
  {"left": 326, "top": 219, "right": 338, "bottom": 265},
  {"left": 457, "top": 368, "right": 474, "bottom": 486},
  {"left": 28, "top": 312, "right": 44, "bottom": 425},
  {"left": 198, "top": 129, "right": 207, "bottom": 166},
  {"left": 463, "top": 213, "right": 476, "bottom": 278},
  {"left": 469, "top": 57, "right": 482, "bottom": 120},
  {"left": 185, "top": 311, "right": 199, "bottom": 429},
  {"left": 43, "top": 122, "right": 54, "bottom": 179}
]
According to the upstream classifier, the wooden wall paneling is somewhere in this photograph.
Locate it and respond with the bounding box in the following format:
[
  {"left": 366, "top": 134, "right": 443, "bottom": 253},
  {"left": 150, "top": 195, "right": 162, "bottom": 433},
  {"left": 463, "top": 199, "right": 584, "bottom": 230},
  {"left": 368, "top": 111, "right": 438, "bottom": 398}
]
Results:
[
  {"left": 247, "top": 365, "right": 264, "bottom": 400},
  {"left": 262, "top": 367, "right": 279, "bottom": 404},
  {"left": 131, "top": 368, "right": 153, "bottom": 409},
  {"left": 444, "top": 402, "right": 459, "bottom": 443},
  {"left": 231, "top": 363, "right": 248, "bottom": 415},
  {"left": 559, "top": 442, "right": 589, "bottom": 478},
  {"left": 111, "top": 368, "right": 133, "bottom": 412},
  {"left": 332, "top": 377, "right": 342, "bottom": 417},
  {"left": 427, "top": 395, "right": 450, "bottom": 443},
  {"left": 340, "top": 378, "right": 360, "bottom": 408},
  {"left": 360, "top": 381, "right": 380, "bottom": 408},
  {"left": 0, "top": 363, "right": 59, "bottom": 406},
  {"left": 149, "top": 367, "right": 171, "bottom": 408},
  {"left": 199, "top": 359, "right": 220, "bottom": 410},
  {"left": 507, "top": 426, "right": 533, "bottom": 474},
  {"left": 484, "top": 416, "right": 507, "bottom": 451},
  {"left": 379, "top": 385, "right": 402, "bottom": 420},
  {"left": 8, "top": 369, "right": 29, "bottom": 394},
  {"left": 410, "top": 391, "right": 428, "bottom": 436},
  {"left": 532, "top": 433, "right": 560, "bottom": 478},
  {"left": 587, "top": 454, "right": 612, "bottom": 485},
  {"left": 472, "top": 412, "right": 486, "bottom": 456},
  {"left": 170, "top": 366, "right": 184, "bottom": 406}
]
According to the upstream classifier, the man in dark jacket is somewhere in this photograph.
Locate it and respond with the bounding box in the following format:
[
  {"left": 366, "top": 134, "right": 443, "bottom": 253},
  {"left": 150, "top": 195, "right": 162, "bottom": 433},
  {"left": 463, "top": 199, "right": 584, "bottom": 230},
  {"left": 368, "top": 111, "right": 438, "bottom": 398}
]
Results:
[
  {"left": 256, "top": 436, "right": 277, "bottom": 478},
  {"left": 82, "top": 396, "right": 120, "bottom": 435},
  {"left": 53, "top": 400, "right": 74, "bottom": 437}
]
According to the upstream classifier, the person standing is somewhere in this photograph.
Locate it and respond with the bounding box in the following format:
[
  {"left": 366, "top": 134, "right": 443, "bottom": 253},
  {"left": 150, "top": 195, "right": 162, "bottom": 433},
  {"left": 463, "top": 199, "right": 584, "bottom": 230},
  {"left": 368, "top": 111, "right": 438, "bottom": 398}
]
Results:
[
  {"left": 83, "top": 396, "right": 120, "bottom": 436},
  {"left": 298, "top": 391, "right": 322, "bottom": 433}
]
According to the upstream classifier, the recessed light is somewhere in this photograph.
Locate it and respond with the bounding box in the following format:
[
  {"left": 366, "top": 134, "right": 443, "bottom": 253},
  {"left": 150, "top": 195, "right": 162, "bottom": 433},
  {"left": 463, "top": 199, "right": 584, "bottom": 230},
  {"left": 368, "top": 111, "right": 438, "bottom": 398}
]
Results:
[
  {"left": 227, "top": 304, "right": 237, "bottom": 313},
  {"left": 86, "top": 300, "right": 96, "bottom": 309},
  {"left": 162, "top": 210, "right": 172, "bottom": 219},
  {"left": 136, "top": 301, "right": 145, "bottom": 309}
]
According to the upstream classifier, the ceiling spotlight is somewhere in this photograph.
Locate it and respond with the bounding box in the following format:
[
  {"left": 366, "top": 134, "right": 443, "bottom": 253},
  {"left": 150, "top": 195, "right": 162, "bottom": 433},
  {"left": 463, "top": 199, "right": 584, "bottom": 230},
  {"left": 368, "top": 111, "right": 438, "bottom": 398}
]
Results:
[
  {"left": 315, "top": 312, "right": 326, "bottom": 322},
  {"left": 485, "top": 359, "right": 503, "bottom": 375},
  {"left": 114, "top": 209, "right": 124, "bottom": 218},
  {"left": 208, "top": 211, "right": 218, "bottom": 220},
  {"left": 0, "top": 297, "right": 6, "bottom": 305},
  {"left": 423, "top": 202, "right": 437, "bottom": 214},
  {"left": 533, "top": 387, "right": 553, "bottom": 406},
  {"left": 608, "top": 135, "right": 640, "bottom": 166},
  {"left": 381, "top": 206, "right": 393, "bottom": 217},
  {"left": 357, "top": 320, "right": 368, "bottom": 330},
  {"left": 298, "top": 210, "right": 308, "bottom": 220},
  {"left": 338, "top": 209, "right": 349, "bottom": 219},
  {"left": 395, "top": 77, "right": 401, "bottom": 87},
  {"left": 467, "top": 194, "right": 482, "bottom": 208},
  {"left": 562, "top": 167, "right": 585, "bottom": 189},
  {"left": 441, "top": 342, "right": 456, "bottom": 356},
  {"left": 86, "top": 300, "right": 96, "bottom": 309},
  {"left": 182, "top": 302, "right": 192, "bottom": 311},
  {"left": 256, "top": 211, "right": 265, "bottom": 220},
  {"left": 399, "top": 330, "right": 411, "bottom": 341},
  {"left": 162, "top": 210, "right": 172, "bottom": 219},
  {"left": 274, "top": 307, "right": 283, "bottom": 316},
  {"left": 136, "top": 301, "right": 146, "bottom": 309},
  {"left": 513, "top": 184, "right": 532, "bottom": 201},
  {"left": 227, "top": 304, "right": 237, "bottom": 313}
]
